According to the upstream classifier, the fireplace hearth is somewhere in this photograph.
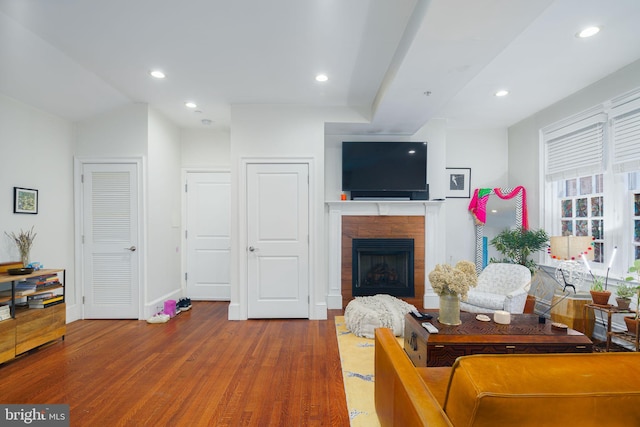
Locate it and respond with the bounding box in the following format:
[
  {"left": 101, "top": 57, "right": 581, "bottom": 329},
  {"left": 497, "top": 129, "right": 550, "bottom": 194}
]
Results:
[{"left": 352, "top": 238, "right": 414, "bottom": 297}]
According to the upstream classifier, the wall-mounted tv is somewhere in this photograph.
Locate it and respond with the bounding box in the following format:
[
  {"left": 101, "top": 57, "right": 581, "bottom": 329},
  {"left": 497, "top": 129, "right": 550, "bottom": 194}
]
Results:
[{"left": 342, "top": 141, "right": 428, "bottom": 200}]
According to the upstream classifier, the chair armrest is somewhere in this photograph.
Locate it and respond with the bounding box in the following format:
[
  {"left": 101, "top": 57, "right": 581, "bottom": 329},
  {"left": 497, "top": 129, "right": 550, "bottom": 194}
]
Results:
[{"left": 504, "top": 289, "right": 528, "bottom": 313}]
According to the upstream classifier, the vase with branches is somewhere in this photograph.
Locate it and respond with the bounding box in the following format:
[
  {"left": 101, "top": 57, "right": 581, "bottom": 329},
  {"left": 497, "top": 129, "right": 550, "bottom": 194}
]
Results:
[{"left": 5, "top": 226, "right": 37, "bottom": 267}]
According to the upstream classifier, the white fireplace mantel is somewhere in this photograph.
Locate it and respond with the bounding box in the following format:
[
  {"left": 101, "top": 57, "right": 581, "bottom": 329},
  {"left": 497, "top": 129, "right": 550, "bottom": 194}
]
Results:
[{"left": 326, "top": 200, "right": 446, "bottom": 309}]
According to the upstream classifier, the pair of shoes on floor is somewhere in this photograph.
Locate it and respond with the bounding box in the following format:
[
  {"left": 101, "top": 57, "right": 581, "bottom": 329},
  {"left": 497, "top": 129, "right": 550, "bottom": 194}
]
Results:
[
  {"left": 177, "top": 297, "right": 192, "bottom": 313},
  {"left": 146, "top": 313, "right": 170, "bottom": 324}
]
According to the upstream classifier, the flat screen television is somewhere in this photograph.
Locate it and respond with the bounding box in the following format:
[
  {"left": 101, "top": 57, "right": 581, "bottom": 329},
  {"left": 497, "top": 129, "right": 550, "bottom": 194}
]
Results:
[{"left": 342, "top": 141, "right": 428, "bottom": 199}]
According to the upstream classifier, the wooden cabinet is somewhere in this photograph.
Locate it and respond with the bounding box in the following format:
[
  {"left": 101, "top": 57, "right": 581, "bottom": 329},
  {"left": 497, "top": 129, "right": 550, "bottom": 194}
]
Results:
[
  {"left": 0, "top": 318, "right": 16, "bottom": 364},
  {"left": 0, "top": 268, "right": 65, "bottom": 364}
]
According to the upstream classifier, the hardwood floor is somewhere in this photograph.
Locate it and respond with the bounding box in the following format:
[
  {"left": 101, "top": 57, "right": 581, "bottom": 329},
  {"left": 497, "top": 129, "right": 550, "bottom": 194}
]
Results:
[{"left": 0, "top": 302, "right": 349, "bottom": 426}]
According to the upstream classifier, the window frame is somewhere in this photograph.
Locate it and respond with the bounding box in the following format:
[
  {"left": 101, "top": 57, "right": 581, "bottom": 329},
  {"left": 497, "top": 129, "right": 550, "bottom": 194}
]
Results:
[{"left": 541, "top": 88, "right": 640, "bottom": 281}]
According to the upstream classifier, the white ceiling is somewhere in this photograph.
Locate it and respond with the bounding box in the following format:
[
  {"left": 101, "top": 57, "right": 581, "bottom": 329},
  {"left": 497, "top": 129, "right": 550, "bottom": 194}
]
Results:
[{"left": 1, "top": 0, "right": 640, "bottom": 135}]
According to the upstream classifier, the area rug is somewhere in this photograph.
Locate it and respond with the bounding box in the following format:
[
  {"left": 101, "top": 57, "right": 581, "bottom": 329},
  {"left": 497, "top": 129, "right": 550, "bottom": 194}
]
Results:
[{"left": 335, "top": 316, "right": 403, "bottom": 426}]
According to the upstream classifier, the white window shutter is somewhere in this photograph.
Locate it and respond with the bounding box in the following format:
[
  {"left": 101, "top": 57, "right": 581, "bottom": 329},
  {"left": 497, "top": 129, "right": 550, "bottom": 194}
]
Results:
[
  {"left": 543, "top": 112, "right": 606, "bottom": 182},
  {"left": 611, "top": 95, "right": 640, "bottom": 173}
]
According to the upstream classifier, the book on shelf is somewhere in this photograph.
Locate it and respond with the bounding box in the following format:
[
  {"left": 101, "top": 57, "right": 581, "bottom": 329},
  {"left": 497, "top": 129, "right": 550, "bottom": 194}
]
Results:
[
  {"left": 28, "top": 295, "right": 63, "bottom": 308},
  {"left": 24, "top": 274, "right": 60, "bottom": 288},
  {"left": 28, "top": 292, "right": 56, "bottom": 301}
]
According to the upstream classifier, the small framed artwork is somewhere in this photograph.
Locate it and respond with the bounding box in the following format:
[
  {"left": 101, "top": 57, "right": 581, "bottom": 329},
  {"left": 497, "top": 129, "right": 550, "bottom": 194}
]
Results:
[
  {"left": 445, "top": 168, "right": 471, "bottom": 199},
  {"left": 13, "top": 187, "right": 38, "bottom": 214}
]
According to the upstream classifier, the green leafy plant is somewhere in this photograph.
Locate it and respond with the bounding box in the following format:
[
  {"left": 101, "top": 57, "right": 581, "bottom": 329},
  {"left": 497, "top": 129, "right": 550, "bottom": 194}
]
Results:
[
  {"left": 624, "top": 259, "right": 640, "bottom": 320},
  {"left": 489, "top": 227, "right": 549, "bottom": 274},
  {"left": 591, "top": 276, "right": 605, "bottom": 292},
  {"left": 616, "top": 282, "right": 635, "bottom": 300}
]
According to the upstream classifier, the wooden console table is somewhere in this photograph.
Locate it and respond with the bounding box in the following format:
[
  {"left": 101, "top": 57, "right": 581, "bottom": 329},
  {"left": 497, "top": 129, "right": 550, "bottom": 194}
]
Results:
[
  {"left": 583, "top": 303, "right": 639, "bottom": 352},
  {"left": 0, "top": 268, "right": 66, "bottom": 364},
  {"left": 404, "top": 312, "right": 593, "bottom": 367}
]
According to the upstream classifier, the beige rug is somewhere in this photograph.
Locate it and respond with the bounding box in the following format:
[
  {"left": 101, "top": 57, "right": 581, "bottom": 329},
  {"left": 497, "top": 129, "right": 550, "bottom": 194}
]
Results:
[{"left": 335, "top": 316, "right": 403, "bottom": 426}]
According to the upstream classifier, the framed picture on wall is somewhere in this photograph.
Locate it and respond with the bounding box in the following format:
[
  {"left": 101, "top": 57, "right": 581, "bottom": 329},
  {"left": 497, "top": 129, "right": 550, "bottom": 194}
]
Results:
[
  {"left": 13, "top": 187, "right": 38, "bottom": 214},
  {"left": 445, "top": 168, "right": 471, "bottom": 199}
]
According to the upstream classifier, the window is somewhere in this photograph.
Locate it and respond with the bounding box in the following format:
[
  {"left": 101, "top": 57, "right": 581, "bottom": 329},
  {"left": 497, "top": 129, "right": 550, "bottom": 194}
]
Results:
[
  {"left": 630, "top": 172, "right": 640, "bottom": 261},
  {"left": 542, "top": 88, "right": 640, "bottom": 277},
  {"left": 556, "top": 174, "right": 604, "bottom": 262}
]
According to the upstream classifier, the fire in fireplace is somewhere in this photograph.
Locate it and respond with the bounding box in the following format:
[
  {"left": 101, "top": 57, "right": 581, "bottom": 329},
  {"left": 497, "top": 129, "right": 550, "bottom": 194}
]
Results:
[{"left": 351, "top": 238, "right": 414, "bottom": 297}]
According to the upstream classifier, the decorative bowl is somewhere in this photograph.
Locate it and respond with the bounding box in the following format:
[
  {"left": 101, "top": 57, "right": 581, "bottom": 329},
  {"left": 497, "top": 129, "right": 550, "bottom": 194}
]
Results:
[{"left": 7, "top": 268, "right": 34, "bottom": 275}]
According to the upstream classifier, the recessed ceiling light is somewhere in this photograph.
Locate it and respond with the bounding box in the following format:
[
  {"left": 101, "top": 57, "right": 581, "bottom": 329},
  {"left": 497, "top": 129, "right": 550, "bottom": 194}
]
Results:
[
  {"left": 315, "top": 74, "right": 328, "bottom": 82},
  {"left": 149, "top": 70, "right": 166, "bottom": 79},
  {"left": 495, "top": 90, "right": 509, "bottom": 97},
  {"left": 577, "top": 26, "right": 600, "bottom": 38},
  {"left": 185, "top": 102, "right": 197, "bottom": 109},
  {"left": 408, "top": 150, "right": 416, "bottom": 154}
]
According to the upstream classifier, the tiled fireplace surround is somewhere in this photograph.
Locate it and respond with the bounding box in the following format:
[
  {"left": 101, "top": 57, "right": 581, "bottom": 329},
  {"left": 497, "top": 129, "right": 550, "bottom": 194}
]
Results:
[{"left": 326, "top": 201, "right": 445, "bottom": 310}]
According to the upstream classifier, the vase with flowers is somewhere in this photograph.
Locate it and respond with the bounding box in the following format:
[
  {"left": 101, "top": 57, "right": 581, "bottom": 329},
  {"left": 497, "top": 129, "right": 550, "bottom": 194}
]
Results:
[
  {"left": 428, "top": 260, "right": 478, "bottom": 325},
  {"left": 5, "top": 226, "right": 37, "bottom": 268},
  {"left": 623, "top": 259, "right": 640, "bottom": 335}
]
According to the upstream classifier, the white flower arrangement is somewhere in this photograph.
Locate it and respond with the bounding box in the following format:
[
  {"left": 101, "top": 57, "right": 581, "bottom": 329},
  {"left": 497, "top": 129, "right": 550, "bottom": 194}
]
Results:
[{"left": 428, "top": 260, "right": 478, "bottom": 300}]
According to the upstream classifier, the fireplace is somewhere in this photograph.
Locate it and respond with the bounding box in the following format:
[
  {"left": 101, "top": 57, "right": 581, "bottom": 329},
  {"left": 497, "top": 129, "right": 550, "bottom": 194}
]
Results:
[{"left": 352, "top": 238, "right": 415, "bottom": 297}]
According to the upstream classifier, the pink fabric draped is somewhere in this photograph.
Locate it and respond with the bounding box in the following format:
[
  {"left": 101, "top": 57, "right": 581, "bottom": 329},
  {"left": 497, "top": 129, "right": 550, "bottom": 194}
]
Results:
[{"left": 468, "top": 186, "right": 528, "bottom": 229}]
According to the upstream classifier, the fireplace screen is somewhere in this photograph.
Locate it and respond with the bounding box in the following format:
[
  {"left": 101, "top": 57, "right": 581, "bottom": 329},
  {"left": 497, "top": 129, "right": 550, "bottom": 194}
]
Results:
[{"left": 352, "top": 238, "right": 414, "bottom": 297}]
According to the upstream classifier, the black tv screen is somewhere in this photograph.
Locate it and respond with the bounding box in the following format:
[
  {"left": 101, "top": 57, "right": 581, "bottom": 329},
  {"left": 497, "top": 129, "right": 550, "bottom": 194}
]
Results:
[{"left": 342, "top": 141, "right": 427, "bottom": 192}]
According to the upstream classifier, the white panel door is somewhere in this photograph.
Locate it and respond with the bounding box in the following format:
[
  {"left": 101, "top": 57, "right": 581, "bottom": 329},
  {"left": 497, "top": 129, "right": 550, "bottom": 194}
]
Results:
[
  {"left": 185, "top": 171, "right": 231, "bottom": 300},
  {"left": 82, "top": 163, "right": 139, "bottom": 319},
  {"left": 247, "top": 163, "right": 309, "bottom": 318}
]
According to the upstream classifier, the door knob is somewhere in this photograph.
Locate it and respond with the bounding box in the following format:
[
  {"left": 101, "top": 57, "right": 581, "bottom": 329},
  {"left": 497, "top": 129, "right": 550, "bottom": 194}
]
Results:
[
  {"left": 249, "top": 246, "right": 256, "bottom": 252},
  {"left": 125, "top": 246, "right": 137, "bottom": 252}
]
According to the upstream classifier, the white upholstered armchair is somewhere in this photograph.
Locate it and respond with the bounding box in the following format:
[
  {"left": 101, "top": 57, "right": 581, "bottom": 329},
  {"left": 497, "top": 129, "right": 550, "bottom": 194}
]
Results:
[{"left": 460, "top": 263, "right": 532, "bottom": 314}]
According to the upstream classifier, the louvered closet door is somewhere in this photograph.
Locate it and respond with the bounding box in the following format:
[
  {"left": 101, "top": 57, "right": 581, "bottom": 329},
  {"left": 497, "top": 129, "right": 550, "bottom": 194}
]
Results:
[{"left": 82, "top": 163, "right": 140, "bottom": 319}]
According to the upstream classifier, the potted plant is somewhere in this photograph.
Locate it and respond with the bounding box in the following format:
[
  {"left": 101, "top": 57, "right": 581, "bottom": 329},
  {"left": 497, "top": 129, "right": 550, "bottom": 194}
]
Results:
[
  {"left": 616, "top": 282, "right": 634, "bottom": 310},
  {"left": 623, "top": 260, "right": 640, "bottom": 335},
  {"left": 490, "top": 227, "right": 549, "bottom": 275},
  {"left": 590, "top": 276, "right": 611, "bottom": 306}
]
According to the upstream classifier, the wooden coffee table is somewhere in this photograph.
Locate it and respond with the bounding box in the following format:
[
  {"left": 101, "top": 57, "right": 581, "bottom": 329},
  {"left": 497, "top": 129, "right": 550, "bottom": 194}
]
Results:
[{"left": 404, "top": 312, "right": 593, "bottom": 367}]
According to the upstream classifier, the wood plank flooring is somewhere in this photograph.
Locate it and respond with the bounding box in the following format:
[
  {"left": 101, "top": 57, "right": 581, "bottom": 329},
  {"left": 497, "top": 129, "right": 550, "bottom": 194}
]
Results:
[{"left": 0, "top": 302, "right": 349, "bottom": 426}]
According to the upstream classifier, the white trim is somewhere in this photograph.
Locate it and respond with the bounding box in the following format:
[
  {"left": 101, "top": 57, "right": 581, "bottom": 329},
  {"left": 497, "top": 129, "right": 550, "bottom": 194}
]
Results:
[
  {"left": 540, "top": 85, "right": 640, "bottom": 282},
  {"left": 233, "top": 157, "right": 319, "bottom": 319},
  {"left": 73, "top": 156, "right": 146, "bottom": 320},
  {"left": 325, "top": 200, "right": 445, "bottom": 309},
  {"left": 180, "top": 167, "right": 231, "bottom": 300}
]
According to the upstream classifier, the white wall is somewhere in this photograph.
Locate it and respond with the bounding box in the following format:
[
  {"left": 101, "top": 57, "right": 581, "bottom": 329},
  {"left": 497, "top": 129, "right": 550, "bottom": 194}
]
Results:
[
  {"left": 76, "top": 103, "right": 184, "bottom": 318},
  {"left": 75, "top": 104, "right": 148, "bottom": 157},
  {"left": 181, "top": 128, "right": 231, "bottom": 168},
  {"left": 445, "top": 128, "right": 509, "bottom": 264},
  {"left": 228, "top": 104, "right": 328, "bottom": 319},
  {"left": 147, "top": 109, "right": 182, "bottom": 304},
  {"left": 0, "top": 94, "right": 75, "bottom": 307}
]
